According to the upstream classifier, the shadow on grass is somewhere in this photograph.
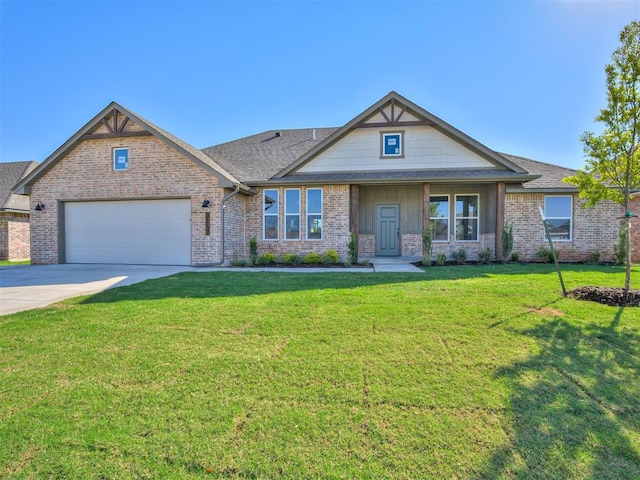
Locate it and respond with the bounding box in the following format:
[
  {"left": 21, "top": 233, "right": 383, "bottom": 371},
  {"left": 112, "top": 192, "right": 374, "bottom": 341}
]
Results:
[
  {"left": 478, "top": 310, "right": 640, "bottom": 478},
  {"left": 80, "top": 271, "right": 429, "bottom": 304}
]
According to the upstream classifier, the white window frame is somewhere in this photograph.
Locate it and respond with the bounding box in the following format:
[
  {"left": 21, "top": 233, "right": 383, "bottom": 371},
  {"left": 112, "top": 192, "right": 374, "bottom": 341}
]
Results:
[
  {"left": 429, "top": 194, "right": 450, "bottom": 242},
  {"left": 380, "top": 131, "right": 405, "bottom": 158},
  {"left": 284, "top": 188, "right": 301, "bottom": 241},
  {"left": 544, "top": 195, "right": 573, "bottom": 242},
  {"left": 113, "top": 147, "right": 129, "bottom": 171},
  {"left": 306, "top": 188, "right": 323, "bottom": 241},
  {"left": 263, "top": 189, "right": 279, "bottom": 240},
  {"left": 455, "top": 194, "right": 480, "bottom": 242}
]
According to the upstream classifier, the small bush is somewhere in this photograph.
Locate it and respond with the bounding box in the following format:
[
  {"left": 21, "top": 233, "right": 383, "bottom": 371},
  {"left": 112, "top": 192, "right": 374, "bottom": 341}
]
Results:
[
  {"left": 452, "top": 248, "right": 467, "bottom": 265},
  {"left": 478, "top": 247, "right": 493, "bottom": 265},
  {"left": 360, "top": 259, "right": 370, "bottom": 266},
  {"left": 230, "top": 258, "right": 250, "bottom": 267},
  {"left": 422, "top": 228, "right": 433, "bottom": 266},
  {"left": 436, "top": 252, "right": 447, "bottom": 266},
  {"left": 511, "top": 252, "right": 519, "bottom": 262},
  {"left": 322, "top": 249, "right": 341, "bottom": 265},
  {"left": 502, "top": 221, "right": 514, "bottom": 261},
  {"left": 347, "top": 232, "right": 358, "bottom": 265},
  {"left": 303, "top": 252, "right": 322, "bottom": 264},
  {"left": 588, "top": 251, "right": 601, "bottom": 264},
  {"left": 281, "top": 253, "right": 302, "bottom": 266},
  {"left": 256, "top": 252, "right": 277, "bottom": 265},
  {"left": 614, "top": 223, "right": 628, "bottom": 265},
  {"left": 535, "top": 247, "right": 556, "bottom": 263},
  {"left": 249, "top": 236, "right": 258, "bottom": 265}
]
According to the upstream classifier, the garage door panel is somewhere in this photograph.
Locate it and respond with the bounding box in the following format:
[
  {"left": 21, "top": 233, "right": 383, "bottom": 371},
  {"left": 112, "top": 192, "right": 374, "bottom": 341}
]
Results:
[{"left": 65, "top": 200, "right": 191, "bottom": 265}]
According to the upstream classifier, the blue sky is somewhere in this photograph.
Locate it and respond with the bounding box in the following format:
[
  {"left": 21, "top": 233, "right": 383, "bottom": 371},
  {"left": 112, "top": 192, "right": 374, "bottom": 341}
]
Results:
[{"left": 1, "top": 0, "right": 638, "bottom": 169}]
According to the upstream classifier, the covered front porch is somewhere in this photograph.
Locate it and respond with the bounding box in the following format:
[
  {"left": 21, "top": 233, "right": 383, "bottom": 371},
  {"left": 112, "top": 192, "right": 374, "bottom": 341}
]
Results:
[{"left": 350, "top": 182, "right": 507, "bottom": 261}]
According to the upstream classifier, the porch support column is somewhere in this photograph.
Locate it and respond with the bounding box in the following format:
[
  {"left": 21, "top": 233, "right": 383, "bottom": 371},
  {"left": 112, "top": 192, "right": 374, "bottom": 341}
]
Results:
[
  {"left": 423, "top": 183, "right": 431, "bottom": 231},
  {"left": 496, "top": 181, "right": 505, "bottom": 262},
  {"left": 350, "top": 184, "right": 359, "bottom": 234}
]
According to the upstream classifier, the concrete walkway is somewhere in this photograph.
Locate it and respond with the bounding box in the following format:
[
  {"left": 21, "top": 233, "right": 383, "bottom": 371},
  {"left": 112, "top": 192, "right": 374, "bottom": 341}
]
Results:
[{"left": 367, "top": 256, "right": 425, "bottom": 273}]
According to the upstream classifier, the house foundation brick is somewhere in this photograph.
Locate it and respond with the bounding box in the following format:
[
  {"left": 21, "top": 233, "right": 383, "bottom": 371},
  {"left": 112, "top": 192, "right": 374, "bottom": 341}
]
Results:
[{"left": 0, "top": 213, "right": 30, "bottom": 261}]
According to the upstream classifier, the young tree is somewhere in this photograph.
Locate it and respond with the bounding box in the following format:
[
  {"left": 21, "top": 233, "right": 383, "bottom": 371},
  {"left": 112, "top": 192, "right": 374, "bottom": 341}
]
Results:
[{"left": 564, "top": 20, "right": 640, "bottom": 293}]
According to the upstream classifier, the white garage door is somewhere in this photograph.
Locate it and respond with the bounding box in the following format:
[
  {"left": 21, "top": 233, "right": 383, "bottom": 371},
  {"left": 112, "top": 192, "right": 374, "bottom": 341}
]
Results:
[{"left": 65, "top": 199, "right": 191, "bottom": 265}]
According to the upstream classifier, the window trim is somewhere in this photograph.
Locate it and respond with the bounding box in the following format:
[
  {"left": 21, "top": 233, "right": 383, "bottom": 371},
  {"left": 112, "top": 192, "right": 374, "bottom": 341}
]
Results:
[
  {"left": 306, "top": 188, "right": 323, "bottom": 241},
  {"left": 113, "top": 147, "right": 129, "bottom": 171},
  {"left": 429, "top": 194, "right": 450, "bottom": 242},
  {"left": 454, "top": 194, "right": 480, "bottom": 242},
  {"left": 284, "top": 188, "right": 301, "bottom": 241},
  {"left": 263, "top": 189, "right": 279, "bottom": 241},
  {"left": 544, "top": 195, "right": 573, "bottom": 242},
  {"left": 380, "top": 131, "right": 405, "bottom": 159}
]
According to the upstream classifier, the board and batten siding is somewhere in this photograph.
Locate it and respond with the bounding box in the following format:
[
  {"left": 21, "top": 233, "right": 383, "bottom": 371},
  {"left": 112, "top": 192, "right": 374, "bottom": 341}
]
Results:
[{"left": 297, "top": 125, "right": 499, "bottom": 173}]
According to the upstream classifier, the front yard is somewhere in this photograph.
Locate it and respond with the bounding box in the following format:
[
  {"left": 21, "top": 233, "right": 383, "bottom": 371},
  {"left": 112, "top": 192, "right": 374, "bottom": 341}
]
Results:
[{"left": 1, "top": 264, "right": 639, "bottom": 478}]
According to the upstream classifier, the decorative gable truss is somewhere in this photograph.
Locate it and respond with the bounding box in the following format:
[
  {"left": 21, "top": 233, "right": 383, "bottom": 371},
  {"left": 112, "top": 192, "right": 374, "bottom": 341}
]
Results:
[{"left": 82, "top": 108, "right": 153, "bottom": 140}]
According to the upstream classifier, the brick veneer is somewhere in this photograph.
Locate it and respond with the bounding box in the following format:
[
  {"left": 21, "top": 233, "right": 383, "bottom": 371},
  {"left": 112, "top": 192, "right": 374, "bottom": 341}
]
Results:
[
  {"left": 29, "top": 133, "right": 223, "bottom": 265},
  {"left": 0, "top": 213, "right": 30, "bottom": 260},
  {"left": 234, "top": 185, "right": 351, "bottom": 261},
  {"left": 630, "top": 197, "right": 640, "bottom": 262},
  {"left": 505, "top": 193, "right": 619, "bottom": 262}
]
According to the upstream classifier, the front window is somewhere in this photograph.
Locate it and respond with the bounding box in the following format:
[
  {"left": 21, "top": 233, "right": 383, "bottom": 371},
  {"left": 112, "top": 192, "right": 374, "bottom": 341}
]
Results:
[
  {"left": 429, "top": 195, "right": 449, "bottom": 241},
  {"left": 455, "top": 195, "right": 479, "bottom": 241},
  {"left": 306, "top": 188, "right": 323, "bottom": 240},
  {"left": 285, "top": 189, "right": 300, "bottom": 240},
  {"left": 545, "top": 196, "right": 572, "bottom": 241},
  {"left": 263, "top": 189, "right": 279, "bottom": 240}
]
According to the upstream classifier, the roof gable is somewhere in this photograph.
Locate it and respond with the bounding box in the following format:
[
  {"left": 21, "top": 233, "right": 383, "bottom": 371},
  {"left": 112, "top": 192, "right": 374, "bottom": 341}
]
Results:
[
  {"left": 275, "top": 91, "right": 527, "bottom": 178},
  {"left": 0, "top": 161, "right": 38, "bottom": 212},
  {"left": 13, "top": 102, "right": 247, "bottom": 195}
]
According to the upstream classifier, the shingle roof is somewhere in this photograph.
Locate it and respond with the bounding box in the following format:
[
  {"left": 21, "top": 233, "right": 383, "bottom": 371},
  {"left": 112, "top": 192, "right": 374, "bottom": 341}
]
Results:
[
  {"left": 0, "top": 161, "right": 38, "bottom": 212},
  {"left": 501, "top": 153, "right": 578, "bottom": 191},
  {"left": 201, "top": 128, "right": 337, "bottom": 182}
]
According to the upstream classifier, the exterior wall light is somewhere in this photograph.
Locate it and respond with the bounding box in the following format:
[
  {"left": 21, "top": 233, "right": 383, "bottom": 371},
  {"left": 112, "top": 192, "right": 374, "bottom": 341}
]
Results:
[
  {"left": 34, "top": 202, "right": 45, "bottom": 211},
  {"left": 201, "top": 200, "right": 210, "bottom": 208}
]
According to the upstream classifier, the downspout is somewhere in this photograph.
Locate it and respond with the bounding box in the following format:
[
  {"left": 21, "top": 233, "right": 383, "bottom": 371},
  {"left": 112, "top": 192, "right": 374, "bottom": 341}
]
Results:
[{"left": 219, "top": 185, "right": 241, "bottom": 265}]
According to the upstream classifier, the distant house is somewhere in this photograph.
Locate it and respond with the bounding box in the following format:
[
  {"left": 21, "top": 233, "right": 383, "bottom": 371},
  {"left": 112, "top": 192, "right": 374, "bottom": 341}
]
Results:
[
  {"left": 1, "top": 161, "right": 38, "bottom": 261},
  {"left": 12, "top": 92, "right": 635, "bottom": 265}
]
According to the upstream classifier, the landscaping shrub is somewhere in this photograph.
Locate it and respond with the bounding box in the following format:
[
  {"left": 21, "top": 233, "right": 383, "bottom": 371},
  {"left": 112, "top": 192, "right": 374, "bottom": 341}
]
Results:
[
  {"left": 511, "top": 252, "right": 519, "bottom": 262},
  {"left": 614, "top": 223, "right": 628, "bottom": 265},
  {"left": 257, "top": 252, "right": 277, "bottom": 265},
  {"left": 322, "top": 249, "right": 340, "bottom": 265},
  {"left": 281, "top": 253, "right": 302, "bottom": 266},
  {"left": 347, "top": 232, "right": 358, "bottom": 265},
  {"left": 303, "top": 252, "right": 322, "bottom": 264},
  {"left": 249, "top": 236, "right": 258, "bottom": 265},
  {"left": 502, "top": 221, "right": 514, "bottom": 261},
  {"left": 588, "top": 251, "right": 601, "bottom": 264},
  {"left": 436, "top": 252, "right": 447, "bottom": 266},
  {"left": 478, "top": 247, "right": 493, "bottom": 265},
  {"left": 535, "top": 247, "right": 556, "bottom": 263},
  {"left": 452, "top": 248, "right": 467, "bottom": 265},
  {"left": 230, "top": 258, "right": 250, "bottom": 267},
  {"left": 421, "top": 228, "right": 433, "bottom": 266}
]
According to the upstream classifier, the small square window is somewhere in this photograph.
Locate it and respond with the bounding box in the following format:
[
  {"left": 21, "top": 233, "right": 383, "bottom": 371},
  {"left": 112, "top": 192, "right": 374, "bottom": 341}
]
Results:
[
  {"left": 113, "top": 148, "right": 129, "bottom": 171},
  {"left": 381, "top": 132, "right": 404, "bottom": 158}
]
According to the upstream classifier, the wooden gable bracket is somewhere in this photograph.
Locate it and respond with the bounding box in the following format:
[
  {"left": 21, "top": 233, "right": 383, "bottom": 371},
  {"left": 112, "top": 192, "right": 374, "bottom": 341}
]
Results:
[
  {"left": 357, "top": 98, "right": 435, "bottom": 128},
  {"left": 81, "top": 109, "right": 152, "bottom": 140}
]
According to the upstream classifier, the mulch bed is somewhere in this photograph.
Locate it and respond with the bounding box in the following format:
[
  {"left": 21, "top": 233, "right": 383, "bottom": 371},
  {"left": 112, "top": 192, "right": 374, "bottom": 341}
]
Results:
[{"left": 568, "top": 286, "right": 640, "bottom": 307}]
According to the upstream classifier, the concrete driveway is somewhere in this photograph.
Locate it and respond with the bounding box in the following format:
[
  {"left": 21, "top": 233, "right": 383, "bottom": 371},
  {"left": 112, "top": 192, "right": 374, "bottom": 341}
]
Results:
[{"left": 0, "top": 264, "right": 196, "bottom": 316}]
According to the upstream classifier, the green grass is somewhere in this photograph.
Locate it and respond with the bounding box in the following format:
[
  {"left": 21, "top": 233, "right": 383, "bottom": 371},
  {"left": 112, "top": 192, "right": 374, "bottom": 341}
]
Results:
[
  {"left": 0, "top": 260, "right": 29, "bottom": 266},
  {"left": 1, "top": 264, "right": 639, "bottom": 479}
]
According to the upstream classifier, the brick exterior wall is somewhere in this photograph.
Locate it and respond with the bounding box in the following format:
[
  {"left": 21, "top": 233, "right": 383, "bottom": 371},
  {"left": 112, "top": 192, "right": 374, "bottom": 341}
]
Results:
[
  {"left": 29, "top": 133, "right": 223, "bottom": 265},
  {"left": 232, "top": 185, "right": 351, "bottom": 261},
  {"left": 630, "top": 197, "right": 640, "bottom": 262},
  {"left": 505, "top": 193, "right": 619, "bottom": 262},
  {"left": 223, "top": 191, "right": 247, "bottom": 260},
  {"left": 430, "top": 234, "right": 496, "bottom": 262},
  {"left": 0, "top": 212, "right": 30, "bottom": 261}
]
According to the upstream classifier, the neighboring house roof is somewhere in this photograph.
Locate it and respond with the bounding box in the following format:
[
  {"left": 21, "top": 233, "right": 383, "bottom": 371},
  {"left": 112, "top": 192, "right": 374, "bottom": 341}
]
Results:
[
  {"left": 202, "top": 128, "right": 337, "bottom": 183},
  {"left": 502, "top": 154, "right": 578, "bottom": 192},
  {"left": 13, "top": 102, "right": 252, "bottom": 196},
  {"left": 0, "top": 161, "right": 38, "bottom": 213}
]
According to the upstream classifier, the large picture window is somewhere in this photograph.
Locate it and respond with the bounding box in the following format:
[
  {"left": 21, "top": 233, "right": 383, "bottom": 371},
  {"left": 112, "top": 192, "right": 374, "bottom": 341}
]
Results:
[
  {"left": 306, "top": 188, "right": 323, "bottom": 240},
  {"left": 285, "top": 189, "right": 300, "bottom": 240},
  {"left": 545, "top": 196, "right": 572, "bottom": 241},
  {"left": 263, "top": 189, "right": 279, "bottom": 240},
  {"left": 455, "top": 194, "right": 479, "bottom": 241},
  {"left": 429, "top": 195, "right": 449, "bottom": 241}
]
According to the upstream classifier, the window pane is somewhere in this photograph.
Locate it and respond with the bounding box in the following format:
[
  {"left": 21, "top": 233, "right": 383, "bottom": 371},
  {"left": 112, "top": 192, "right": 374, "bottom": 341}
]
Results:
[
  {"left": 307, "top": 189, "right": 322, "bottom": 213},
  {"left": 456, "top": 195, "right": 478, "bottom": 217},
  {"left": 430, "top": 196, "right": 449, "bottom": 218},
  {"left": 264, "top": 215, "right": 278, "bottom": 239},
  {"left": 285, "top": 215, "right": 300, "bottom": 240},
  {"left": 307, "top": 215, "right": 322, "bottom": 239},
  {"left": 285, "top": 189, "right": 300, "bottom": 214},
  {"left": 264, "top": 189, "right": 279, "bottom": 213},
  {"left": 456, "top": 219, "right": 478, "bottom": 241},
  {"left": 430, "top": 219, "right": 449, "bottom": 241},
  {"left": 545, "top": 197, "right": 571, "bottom": 218},
  {"left": 547, "top": 219, "right": 571, "bottom": 241}
]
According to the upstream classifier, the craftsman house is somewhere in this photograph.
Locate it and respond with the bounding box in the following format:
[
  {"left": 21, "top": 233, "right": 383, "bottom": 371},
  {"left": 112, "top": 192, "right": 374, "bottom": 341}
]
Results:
[
  {"left": 13, "top": 92, "right": 629, "bottom": 266},
  {"left": 1, "top": 161, "right": 38, "bottom": 261}
]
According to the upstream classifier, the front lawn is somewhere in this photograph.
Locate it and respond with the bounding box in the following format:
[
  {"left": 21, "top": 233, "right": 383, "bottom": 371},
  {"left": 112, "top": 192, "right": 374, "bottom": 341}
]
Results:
[{"left": 1, "top": 264, "right": 639, "bottom": 478}]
